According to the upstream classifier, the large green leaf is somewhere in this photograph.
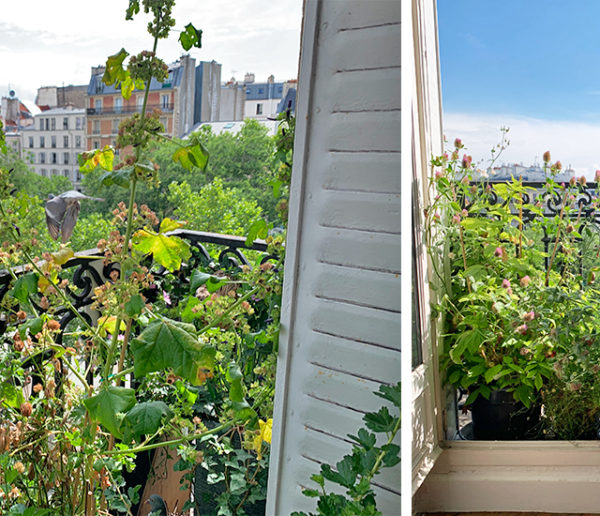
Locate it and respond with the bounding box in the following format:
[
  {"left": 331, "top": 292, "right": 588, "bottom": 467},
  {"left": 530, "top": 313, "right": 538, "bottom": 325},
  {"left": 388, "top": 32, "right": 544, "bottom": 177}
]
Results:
[
  {"left": 100, "top": 167, "right": 133, "bottom": 189},
  {"left": 11, "top": 273, "right": 39, "bottom": 304},
  {"left": 172, "top": 135, "right": 209, "bottom": 171},
  {"left": 245, "top": 218, "right": 268, "bottom": 246},
  {"left": 120, "top": 401, "right": 173, "bottom": 443},
  {"left": 179, "top": 23, "right": 202, "bottom": 51},
  {"left": 226, "top": 361, "right": 244, "bottom": 403},
  {"left": 132, "top": 229, "right": 191, "bottom": 272},
  {"left": 78, "top": 146, "right": 115, "bottom": 174},
  {"left": 83, "top": 386, "right": 136, "bottom": 438},
  {"left": 103, "top": 48, "right": 129, "bottom": 87},
  {"left": 130, "top": 318, "right": 216, "bottom": 385}
]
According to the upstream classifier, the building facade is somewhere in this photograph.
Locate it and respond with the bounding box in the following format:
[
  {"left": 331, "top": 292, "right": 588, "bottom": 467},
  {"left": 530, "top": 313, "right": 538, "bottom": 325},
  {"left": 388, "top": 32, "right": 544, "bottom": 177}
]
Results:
[
  {"left": 36, "top": 85, "right": 88, "bottom": 110},
  {"left": 243, "top": 75, "right": 285, "bottom": 120},
  {"left": 22, "top": 107, "right": 86, "bottom": 188},
  {"left": 86, "top": 55, "right": 198, "bottom": 153}
]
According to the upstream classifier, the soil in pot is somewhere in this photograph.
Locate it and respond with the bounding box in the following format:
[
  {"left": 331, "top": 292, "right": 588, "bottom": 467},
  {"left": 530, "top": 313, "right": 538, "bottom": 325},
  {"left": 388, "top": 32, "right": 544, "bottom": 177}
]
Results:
[{"left": 471, "top": 389, "right": 541, "bottom": 440}]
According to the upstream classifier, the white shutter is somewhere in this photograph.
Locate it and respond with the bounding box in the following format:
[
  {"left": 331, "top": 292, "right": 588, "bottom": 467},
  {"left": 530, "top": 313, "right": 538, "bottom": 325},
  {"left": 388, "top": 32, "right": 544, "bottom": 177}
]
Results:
[{"left": 267, "top": 1, "right": 401, "bottom": 514}]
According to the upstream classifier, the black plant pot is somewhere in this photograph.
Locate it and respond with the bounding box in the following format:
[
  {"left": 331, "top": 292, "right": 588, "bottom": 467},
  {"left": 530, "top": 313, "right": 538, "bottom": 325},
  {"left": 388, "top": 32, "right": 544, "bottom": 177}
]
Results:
[{"left": 471, "top": 389, "right": 541, "bottom": 440}]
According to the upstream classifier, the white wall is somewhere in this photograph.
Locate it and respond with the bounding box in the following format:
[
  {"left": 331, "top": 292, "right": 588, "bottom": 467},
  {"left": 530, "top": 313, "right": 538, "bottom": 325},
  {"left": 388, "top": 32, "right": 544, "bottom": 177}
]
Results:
[{"left": 267, "top": 1, "right": 400, "bottom": 514}]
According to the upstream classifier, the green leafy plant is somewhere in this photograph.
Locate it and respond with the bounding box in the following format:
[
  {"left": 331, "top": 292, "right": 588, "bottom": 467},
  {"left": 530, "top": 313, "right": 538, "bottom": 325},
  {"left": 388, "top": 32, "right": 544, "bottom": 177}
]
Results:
[
  {"left": 0, "top": 2, "right": 289, "bottom": 514},
  {"left": 426, "top": 137, "right": 600, "bottom": 438},
  {"left": 293, "top": 383, "right": 400, "bottom": 516}
]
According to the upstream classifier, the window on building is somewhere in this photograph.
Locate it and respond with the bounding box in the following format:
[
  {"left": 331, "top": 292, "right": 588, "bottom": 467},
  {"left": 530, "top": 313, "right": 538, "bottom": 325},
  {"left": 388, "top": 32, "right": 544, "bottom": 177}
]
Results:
[
  {"left": 93, "top": 120, "right": 100, "bottom": 135},
  {"left": 75, "top": 135, "right": 81, "bottom": 148},
  {"left": 112, "top": 119, "right": 119, "bottom": 134},
  {"left": 63, "top": 152, "right": 69, "bottom": 164},
  {"left": 94, "top": 141, "right": 100, "bottom": 149},
  {"left": 76, "top": 171, "right": 82, "bottom": 182},
  {"left": 256, "top": 103, "right": 263, "bottom": 115},
  {"left": 64, "top": 135, "right": 69, "bottom": 147},
  {"left": 258, "top": 88, "right": 264, "bottom": 94},
  {"left": 63, "top": 117, "right": 68, "bottom": 130},
  {"left": 41, "top": 169, "right": 47, "bottom": 177},
  {"left": 40, "top": 136, "right": 45, "bottom": 148},
  {"left": 160, "top": 117, "right": 167, "bottom": 132},
  {"left": 137, "top": 95, "right": 144, "bottom": 111},
  {"left": 28, "top": 137, "right": 33, "bottom": 148},
  {"left": 51, "top": 169, "right": 57, "bottom": 176},
  {"left": 76, "top": 117, "right": 82, "bottom": 130},
  {"left": 95, "top": 98, "right": 102, "bottom": 112},
  {"left": 39, "top": 118, "right": 44, "bottom": 131},
  {"left": 51, "top": 136, "right": 57, "bottom": 148},
  {"left": 45, "top": 119, "right": 49, "bottom": 130},
  {"left": 39, "top": 153, "right": 45, "bottom": 164},
  {"left": 63, "top": 170, "right": 70, "bottom": 178},
  {"left": 51, "top": 153, "right": 57, "bottom": 164},
  {"left": 161, "top": 94, "right": 169, "bottom": 109},
  {"left": 51, "top": 118, "right": 56, "bottom": 131},
  {"left": 115, "top": 97, "right": 122, "bottom": 113}
]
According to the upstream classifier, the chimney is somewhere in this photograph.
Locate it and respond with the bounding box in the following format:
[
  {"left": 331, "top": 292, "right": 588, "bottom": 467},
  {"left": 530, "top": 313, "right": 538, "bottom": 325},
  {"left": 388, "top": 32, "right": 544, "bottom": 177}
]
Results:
[
  {"left": 244, "top": 72, "right": 255, "bottom": 84},
  {"left": 267, "top": 74, "right": 274, "bottom": 84}
]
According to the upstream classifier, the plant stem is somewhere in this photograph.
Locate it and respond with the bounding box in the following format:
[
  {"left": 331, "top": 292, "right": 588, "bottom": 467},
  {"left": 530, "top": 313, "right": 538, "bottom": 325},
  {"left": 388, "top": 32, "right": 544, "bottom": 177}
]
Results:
[{"left": 546, "top": 189, "right": 570, "bottom": 286}]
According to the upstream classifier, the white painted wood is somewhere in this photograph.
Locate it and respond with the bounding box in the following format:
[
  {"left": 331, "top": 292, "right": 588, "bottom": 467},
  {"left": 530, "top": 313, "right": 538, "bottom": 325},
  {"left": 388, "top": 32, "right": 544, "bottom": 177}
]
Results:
[
  {"left": 414, "top": 441, "right": 600, "bottom": 513},
  {"left": 408, "top": 0, "right": 446, "bottom": 499},
  {"left": 266, "top": 0, "right": 401, "bottom": 514}
]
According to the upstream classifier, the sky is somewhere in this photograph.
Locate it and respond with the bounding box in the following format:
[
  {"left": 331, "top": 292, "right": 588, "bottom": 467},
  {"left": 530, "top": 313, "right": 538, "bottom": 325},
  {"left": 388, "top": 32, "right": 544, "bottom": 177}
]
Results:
[
  {"left": 438, "top": 0, "right": 600, "bottom": 176},
  {"left": 0, "top": 0, "right": 302, "bottom": 112}
]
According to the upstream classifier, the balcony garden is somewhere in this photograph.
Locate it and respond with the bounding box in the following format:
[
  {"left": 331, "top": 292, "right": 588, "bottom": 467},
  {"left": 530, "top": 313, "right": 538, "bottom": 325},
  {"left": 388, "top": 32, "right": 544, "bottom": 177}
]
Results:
[{"left": 426, "top": 137, "right": 600, "bottom": 442}]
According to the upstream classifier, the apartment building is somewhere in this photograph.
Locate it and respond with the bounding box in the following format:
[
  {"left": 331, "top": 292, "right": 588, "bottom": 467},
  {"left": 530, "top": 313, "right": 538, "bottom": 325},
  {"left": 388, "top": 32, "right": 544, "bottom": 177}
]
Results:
[
  {"left": 22, "top": 107, "right": 86, "bottom": 188},
  {"left": 86, "top": 55, "right": 203, "bottom": 153}
]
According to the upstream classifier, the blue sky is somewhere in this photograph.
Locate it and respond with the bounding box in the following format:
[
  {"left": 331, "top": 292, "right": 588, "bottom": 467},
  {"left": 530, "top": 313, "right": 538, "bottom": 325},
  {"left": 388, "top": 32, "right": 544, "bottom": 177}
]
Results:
[
  {"left": 437, "top": 1, "right": 600, "bottom": 175},
  {"left": 438, "top": 0, "right": 600, "bottom": 121}
]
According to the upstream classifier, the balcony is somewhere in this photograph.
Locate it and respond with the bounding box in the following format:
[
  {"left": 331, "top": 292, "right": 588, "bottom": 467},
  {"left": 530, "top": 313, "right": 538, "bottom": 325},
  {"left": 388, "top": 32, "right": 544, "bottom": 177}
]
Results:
[{"left": 86, "top": 103, "right": 174, "bottom": 116}]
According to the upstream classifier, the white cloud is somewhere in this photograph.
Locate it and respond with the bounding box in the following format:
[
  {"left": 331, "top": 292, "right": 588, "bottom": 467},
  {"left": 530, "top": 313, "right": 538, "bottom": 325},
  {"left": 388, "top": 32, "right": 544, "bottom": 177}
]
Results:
[
  {"left": 443, "top": 112, "right": 600, "bottom": 178},
  {"left": 0, "top": 0, "right": 302, "bottom": 104}
]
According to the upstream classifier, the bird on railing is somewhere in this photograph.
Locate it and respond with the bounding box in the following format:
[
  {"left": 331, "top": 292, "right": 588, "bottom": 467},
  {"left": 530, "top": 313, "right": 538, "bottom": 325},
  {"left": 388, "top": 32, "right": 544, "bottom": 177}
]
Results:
[
  {"left": 44, "top": 190, "right": 104, "bottom": 243},
  {"left": 147, "top": 494, "right": 181, "bottom": 516}
]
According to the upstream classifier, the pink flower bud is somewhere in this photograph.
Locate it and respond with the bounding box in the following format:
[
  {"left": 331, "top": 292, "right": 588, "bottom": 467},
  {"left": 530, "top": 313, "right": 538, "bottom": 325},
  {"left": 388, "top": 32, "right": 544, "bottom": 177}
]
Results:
[
  {"left": 570, "top": 177, "right": 577, "bottom": 187},
  {"left": 502, "top": 279, "right": 511, "bottom": 289},
  {"left": 452, "top": 150, "right": 459, "bottom": 160},
  {"left": 555, "top": 161, "right": 562, "bottom": 171},
  {"left": 543, "top": 150, "right": 551, "bottom": 163},
  {"left": 520, "top": 275, "right": 531, "bottom": 287},
  {"left": 454, "top": 138, "right": 463, "bottom": 149},
  {"left": 461, "top": 175, "right": 469, "bottom": 184},
  {"left": 435, "top": 170, "right": 442, "bottom": 179},
  {"left": 443, "top": 152, "right": 449, "bottom": 161},
  {"left": 462, "top": 209, "right": 469, "bottom": 217},
  {"left": 516, "top": 324, "right": 528, "bottom": 335},
  {"left": 580, "top": 176, "right": 587, "bottom": 186},
  {"left": 523, "top": 311, "right": 535, "bottom": 321},
  {"left": 494, "top": 247, "right": 503, "bottom": 257},
  {"left": 462, "top": 154, "right": 472, "bottom": 169},
  {"left": 452, "top": 214, "right": 461, "bottom": 224},
  {"left": 595, "top": 170, "right": 600, "bottom": 182}
]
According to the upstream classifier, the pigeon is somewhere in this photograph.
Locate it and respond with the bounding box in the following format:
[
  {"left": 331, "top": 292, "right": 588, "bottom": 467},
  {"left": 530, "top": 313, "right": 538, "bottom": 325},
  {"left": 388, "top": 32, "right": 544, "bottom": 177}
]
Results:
[
  {"left": 45, "top": 190, "right": 104, "bottom": 243},
  {"left": 147, "top": 494, "right": 169, "bottom": 516}
]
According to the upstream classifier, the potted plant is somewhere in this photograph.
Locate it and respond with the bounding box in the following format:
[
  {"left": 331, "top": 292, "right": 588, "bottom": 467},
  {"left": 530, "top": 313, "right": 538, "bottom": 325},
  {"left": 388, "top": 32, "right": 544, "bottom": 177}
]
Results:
[{"left": 426, "top": 138, "right": 600, "bottom": 439}]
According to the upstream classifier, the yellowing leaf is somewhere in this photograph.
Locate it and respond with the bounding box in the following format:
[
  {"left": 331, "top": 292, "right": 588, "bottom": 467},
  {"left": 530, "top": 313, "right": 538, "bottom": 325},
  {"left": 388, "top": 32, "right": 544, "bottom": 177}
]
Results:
[
  {"left": 51, "top": 247, "right": 74, "bottom": 266},
  {"left": 103, "top": 48, "right": 129, "bottom": 87},
  {"left": 159, "top": 217, "right": 185, "bottom": 234},
  {"left": 98, "top": 316, "right": 126, "bottom": 337},
  {"left": 132, "top": 229, "right": 191, "bottom": 272},
  {"left": 172, "top": 135, "right": 209, "bottom": 172},
  {"left": 78, "top": 146, "right": 115, "bottom": 174},
  {"left": 260, "top": 418, "right": 273, "bottom": 444}
]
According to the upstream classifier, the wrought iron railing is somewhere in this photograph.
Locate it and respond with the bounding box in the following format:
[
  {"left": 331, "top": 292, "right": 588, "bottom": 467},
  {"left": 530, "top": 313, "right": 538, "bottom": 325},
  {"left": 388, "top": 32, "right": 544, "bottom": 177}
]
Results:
[{"left": 86, "top": 103, "right": 174, "bottom": 116}]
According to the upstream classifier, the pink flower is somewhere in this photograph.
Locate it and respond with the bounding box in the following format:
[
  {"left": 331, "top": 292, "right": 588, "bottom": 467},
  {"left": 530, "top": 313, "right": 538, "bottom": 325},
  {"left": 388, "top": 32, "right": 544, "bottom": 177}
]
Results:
[
  {"left": 595, "top": 170, "right": 600, "bottom": 182},
  {"left": 516, "top": 324, "right": 528, "bottom": 335},
  {"left": 570, "top": 176, "right": 577, "bottom": 187},
  {"left": 162, "top": 290, "right": 171, "bottom": 306},
  {"left": 462, "top": 209, "right": 469, "bottom": 217},
  {"left": 543, "top": 150, "right": 551, "bottom": 163},
  {"left": 462, "top": 154, "right": 472, "bottom": 169},
  {"left": 452, "top": 214, "right": 461, "bottom": 224},
  {"left": 523, "top": 311, "right": 535, "bottom": 321},
  {"left": 580, "top": 176, "right": 587, "bottom": 186},
  {"left": 520, "top": 275, "right": 531, "bottom": 287},
  {"left": 569, "top": 382, "right": 582, "bottom": 392},
  {"left": 555, "top": 161, "right": 562, "bottom": 171},
  {"left": 502, "top": 279, "right": 511, "bottom": 289},
  {"left": 494, "top": 247, "right": 503, "bottom": 258},
  {"left": 454, "top": 138, "right": 463, "bottom": 149},
  {"left": 443, "top": 152, "right": 449, "bottom": 161},
  {"left": 435, "top": 170, "right": 443, "bottom": 179}
]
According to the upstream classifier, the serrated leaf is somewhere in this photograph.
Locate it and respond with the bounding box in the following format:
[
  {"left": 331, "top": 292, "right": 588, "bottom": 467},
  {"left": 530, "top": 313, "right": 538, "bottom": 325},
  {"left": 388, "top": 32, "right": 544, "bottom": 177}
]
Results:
[
  {"left": 130, "top": 318, "right": 216, "bottom": 385},
  {"left": 120, "top": 401, "right": 173, "bottom": 443},
  {"left": 172, "top": 135, "right": 209, "bottom": 171},
  {"left": 189, "top": 270, "right": 213, "bottom": 292},
  {"left": 363, "top": 406, "right": 396, "bottom": 433},
  {"left": 18, "top": 317, "right": 43, "bottom": 340},
  {"left": 132, "top": 229, "right": 191, "bottom": 272},
  {"left": 302, "top": 489, "right": 320, "bottom": 498},
  {"left": 373, "top": 382, "right": 401, "bottom": 409},
  {"left": 484, "top": 364, "right": 504, "bottom": 384},
  {"left": 381, "top": 443, "right": 400, "bottom": 467},
  {"left": 348, "top": 428, "right": 377, "bottom": 450},
  {"left": 11, "top": 273, "right": 39, "bottom": 304},
  {"left": 83, "top": 386, "right": 136, "bottom": 438}
]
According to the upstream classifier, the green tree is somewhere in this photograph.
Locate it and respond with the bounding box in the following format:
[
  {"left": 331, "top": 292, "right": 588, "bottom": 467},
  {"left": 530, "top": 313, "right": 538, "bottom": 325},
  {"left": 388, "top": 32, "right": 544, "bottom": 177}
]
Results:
[{"left": 167, "top": 177, "right": 263, "bottom": 235}]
